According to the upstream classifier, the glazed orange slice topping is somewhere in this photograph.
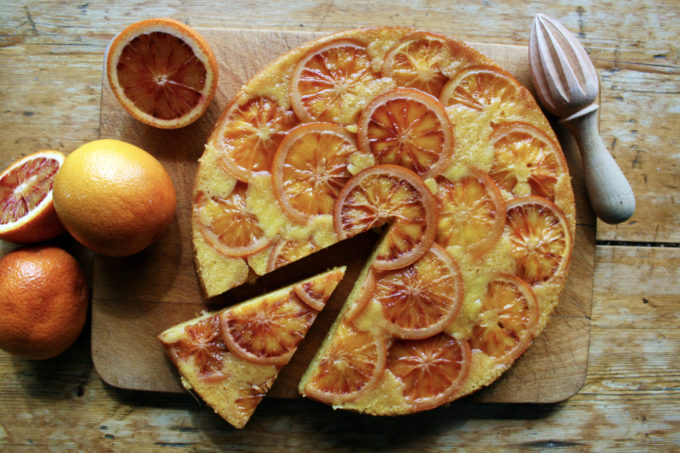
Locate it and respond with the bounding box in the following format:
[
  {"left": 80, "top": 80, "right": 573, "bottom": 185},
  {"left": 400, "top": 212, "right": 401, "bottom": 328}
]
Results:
[
  {"left": 294, "top": 267, "right": 345, "bottom": 311},
  {"left": 440, "top": 65, "right": 520, "bottom": 112},
  {"left": 273, "top": 122, "right": 357, "bottom": 223},
  {"left": 304, "top": 322, "right": 387, "bottom": 404},
  {"left": 505, "top": 196, "right": 571, "bottom": 285},
  {"left": 195, "top": 183, "right": 270, "bottom": 258},
  {"left": 357, "top": 88, "right": 454, "bottom": 178},
  {"left": 373, "top": 243, "right": 463, "bottom": 339},
  {"left": 267, "top": 237, "right": 319, "bottom": 273},
  {"left": 166, "top": 315, "right": 228, "bottom": 382},
  {"left": 215, "top": 96, "right": 298, "bottom": 182},
  {"left": 290, "top": 40, "right": 381, "bottom": 124},
  {"left": 333, "top": 164, "right": 437, "bottom": 271},
  {"left": 434, "top": 167, "right": 506, "bottom": 258},
  {"left": 387, "top": 334, "right": 471, "bottom": 412},
  {"left": 470, "top": 273, "right": 539, "bottom": 364},
  {"left": 489, "top": 121, "right": 568, "bottom": 201}
]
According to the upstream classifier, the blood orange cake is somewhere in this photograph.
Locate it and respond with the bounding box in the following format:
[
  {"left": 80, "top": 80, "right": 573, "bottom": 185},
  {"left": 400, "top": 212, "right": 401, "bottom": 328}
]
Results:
[{"left": 190, "top": 27, "right": 575, "bottom": 416}]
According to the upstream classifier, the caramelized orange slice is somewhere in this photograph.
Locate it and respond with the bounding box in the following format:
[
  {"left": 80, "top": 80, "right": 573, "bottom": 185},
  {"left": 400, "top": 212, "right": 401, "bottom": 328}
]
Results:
[
  {"left": 273, "top": 122, "right": 357, "bottom": 223},
  {"left": 195, "top": 183, "right": 270, "bottom": 257},
  {"left": 165, "top": 315, "right": 228, "bottom": 382},
  {"left": 267, "top": 237, "right": 319, "bottom": 273},
  {"left": 505, "top": 196, "right": 572, "bottom": 285},
  {"left": 470, "top": 273, "right": 539, "bottom": 363},
  {"left": 387, "top": 334, "right": 471, "bottom": 412},
  {"left": 435, "top": 167, "right": 506, "bottom": 258},
  {"left": 304, "top": 322, "right": 387, "bottom": 404},
  {"left": 214, "top": 96, "right": 298, "bottom": 182},
  {"left": 440, "top": 65, "right": 520, "bottom": 111},
  {"left": 294, "top": 267, "right": 346, "bottom": 311},
  {"left": 357, "top": 88, "right": 454, "bottom": 178},
  {"left": 290, "top": 40, "right": 381, "bottom": 124},
  {"left": 489, "top": 121, "right": 568, "bottom": 201},
  {"left": 373, "top": 243, "right": 463, "bottom": 339},
  {"left": 333, "top": 164, "right": 436, "bottom": 271}
]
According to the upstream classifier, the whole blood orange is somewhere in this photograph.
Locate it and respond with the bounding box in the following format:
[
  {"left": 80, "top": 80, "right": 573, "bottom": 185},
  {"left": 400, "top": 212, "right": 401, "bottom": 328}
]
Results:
[
  {"left": 0, "top": 245, "right": 88, "bottom": 360},
  {"left": 53, "top": 139, "right": 176, "bottom": 256}
]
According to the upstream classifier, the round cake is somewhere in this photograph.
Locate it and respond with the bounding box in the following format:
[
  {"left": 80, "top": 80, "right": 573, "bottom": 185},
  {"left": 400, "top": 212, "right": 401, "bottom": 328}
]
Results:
[{"left": 191, "top": 27, "right": 575, "bottom": 416}]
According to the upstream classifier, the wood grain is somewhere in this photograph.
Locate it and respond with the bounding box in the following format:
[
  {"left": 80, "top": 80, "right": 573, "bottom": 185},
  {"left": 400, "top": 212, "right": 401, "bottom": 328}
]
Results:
[{"left": 92, "top": 29, "right": 594, "bottom": 403}]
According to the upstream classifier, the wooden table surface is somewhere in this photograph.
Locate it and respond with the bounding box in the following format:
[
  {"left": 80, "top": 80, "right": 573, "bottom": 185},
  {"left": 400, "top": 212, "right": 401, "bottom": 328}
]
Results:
[{"left": 1, "top": 1, "right": 678, "bottom": 450}]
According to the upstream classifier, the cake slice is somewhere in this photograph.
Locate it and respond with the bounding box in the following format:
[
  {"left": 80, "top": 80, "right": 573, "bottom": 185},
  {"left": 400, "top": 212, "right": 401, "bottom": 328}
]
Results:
[{"left": 158, "top": 267, "right": 345, "bottom": 428}]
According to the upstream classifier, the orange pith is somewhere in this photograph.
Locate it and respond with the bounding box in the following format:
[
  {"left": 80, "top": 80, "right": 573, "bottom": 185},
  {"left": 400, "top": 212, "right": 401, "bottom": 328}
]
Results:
[
  {"left": 387, "top": 334, "right": 471, "bottom": 411},
  {"left": 304, "top": 322, "right": 386, "bottom": 404},
  {"left": 505, "top": 196, "right": 571, "bottom": 285},
  {"left": 489, "top": 122, "right": 568, "bottom": 201},
  {"left": 434, "top": 168, "right": 506, "bottom": 258},
  {"left": 294, "top": 268, "right": 345, "bottom": 311},
  {"left": 221, "top": 291, "right": 316, "bottom": 366},
  {"left": 357, "top": 88, "right": 454, "bottom": 178},
  {"left": 216, "top": 96, "right": 298, "bottom": 182},
  {"left": 267, "top": 238, "right": 319, "bottom": 273},
  {"left": 333, "top": 164, "right": 436, "bottom": 271},
  {"left": 470, "top": 273, "right": 538, "bottom": 363},
  {"left": 290, "top": 39, "right": 381, "bottom": 124},
  {"left": 372, "top": 243, "right": 463, "bottom": 339},
  {"left": 195, "top": 183, "right": 270, "bottom": 258},
  {"left": 167, "top": 315, "right": 229, "bottom": 382},
  {"left": 273, "top": 122, "right": 357, "bottom": 223},
  {"left": 383, "top": 35, "right": 452, "bottom": 96},
  {"left": 440, "top": 65, "right": 520, "bottom": 111}
]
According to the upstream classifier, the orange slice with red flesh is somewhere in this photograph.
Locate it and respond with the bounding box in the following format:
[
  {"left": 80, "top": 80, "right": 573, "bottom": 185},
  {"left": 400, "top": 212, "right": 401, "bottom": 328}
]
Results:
[
  {"left": 470, "top": 273, "right": 539, "bottom": 364},
  {"left": 333, "top": 164, "right": 437, "bottom": 271},
  {"left": 267, "top": 237, "right": 319, "bottom": 273},
  {"left": 214, "top": 96, "right": 298, "bottom": 182},
  {"left": 303, "top": 322, "right": 387, "bottom": 405},
  {"left": 357, "top": 88, "right": 454, "bottom": 178},
  {"left": 440, "top": 65, "right": 521, "bottom": 111},
  {"left": 387, "top": 334, "right": 471, "bottom": 412},
  {"left": 372, "top": 243, "right": 464, "bottom": 339},
  {"left": 0, "top": 150, "right": 65, "bottom": 243},
  {"left": 294, "top": 267, "right": 346, "bottom": 311},
  {"left": 272, "top": 122, "right": 357, "bottom": 223},
  {"left": 489, "top": 122, "right": 568, "bottom": 201},
  {"left": 505, "top": 196, "right": 572, "bottom": 285},
  {"left": 194, "top": 183, "right": 270, "bottom": 258},
  {"left": 290, "top": 39, "right": 381, "bottom": 124},
  {"left": 106, "top": 18, "right": 218, "bottom": 129},
  {"left": 434, "top": 167, "right": 506, "bottom": 258}
]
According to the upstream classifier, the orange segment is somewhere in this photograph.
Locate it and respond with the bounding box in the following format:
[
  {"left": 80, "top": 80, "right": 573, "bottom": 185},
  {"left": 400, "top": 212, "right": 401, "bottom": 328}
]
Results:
[
  {"left": 272, "top": 123, "right": 357, "bottom": 223},
  {"left": 0, "top": 150, "right": 65, "bottom": 244},
  {"left": 373, "top": 243, "right": 463, "bottom": 339},
  {"left": 267, "top": 238, "right": 319, "bottom": 273},
  {"left": 195, "top": 183, "right": 270, "bottom": 258},
  {"left": 489, "top": 121, "right": 568, "bottom": 201},
  {"left": 290, "top": 40, "right": 381, "bottom": 124},
  {"left": 333, "top": 164, "right": 437, "bottom": 271},
  {"left": 304, "top": 322, "right": 387, "bottom": 404},
  {"left": 106, "top": 18, "right": 218, "bottom": 129},
  {"left": 357, "top": 88, "right": 454, "bottom": 178},
  {"left": 294, "top": 267, "right": 345, "bottom": 311},
  {"left": 387, "top": 334, "right": 471, "bottom": 412},
  {"left": 435, "top": 167, "right": 506, "bottom": 258},
  {"left": 234, "top": 375, "right": 276, "bottom": 420},
  {"left": 440, "top": 65, "right": 520, "bottom": 112},
  {"left": 505, "top": 196, "right": 572, "bottom": 285},
  {"left": 470, "top": 273, "right": 539, "bottom": 364},
  {"left": 221, "top": 290, "right": 316, "bottom": 366},
  {"left": 214, "top": 96, "right": 298, "bottom": 182}
]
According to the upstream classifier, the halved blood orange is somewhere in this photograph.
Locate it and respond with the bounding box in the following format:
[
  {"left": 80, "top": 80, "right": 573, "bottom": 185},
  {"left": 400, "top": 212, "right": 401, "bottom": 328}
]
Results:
[
  {"left": 489, "top": 121, "right": 568, "bottom": 201},
  {"left": 440, "top": 65, "right": 520, "bottom": 111},
  {"left": 166, "top": 315, "right": 228, "bottom": 382},
  {"left": 0, "top": 150, "right": 65, "bottom": 243},
  {"left": 373, "top": 243, "right": 463, "bottom": 339},
  {"left": 387, "top": 334, "right": 471, "bottom": 412},
  {"left": 470, "top": 273, "right": 539, "bottom": 364},
  {"left": 342, "top": 272, "right": 377, "bottom": 324},
  {"left": 294, "top": 267, "right": 345, "bottom": 311},
  {"left": 106, "top": 18, "right": 218, "bottom": 129},
  {"left": 290, "top": 39, "right": 381, "bottom": 124},
  {"left": 357, "top": 88, "right": 454, "bottom": 178},
  {"left": 304, "top": 322, "right": 387, "bottom": 404},
  {"left": 221, "top": 290, "right": 316, "bottom": 366},
  {"left": 272, "top": 123, "right": 357, "bottom": 223},
  {"left": 194, "top": 183, "right": 270, "bottom": 258},
  {"left": 267, "top": 237, "right": 319, "bottom": 273},
  {"left": 382, "top": 34, "right": 453, "bottom": 96},
  {"left": 333, "top": 164, "right": 437, "bottom": 271},
  {"left": 214, "top": 96, "right": 298, "bottom": 182},
  {"left": 505, "top": 196, "right": 572, "bottom": 285},
  {"left": 435, "top": 167, "right": 506, "bottom": 258},
  {"left": 234, "top": 375, "right": 276, "bottom": 419}
]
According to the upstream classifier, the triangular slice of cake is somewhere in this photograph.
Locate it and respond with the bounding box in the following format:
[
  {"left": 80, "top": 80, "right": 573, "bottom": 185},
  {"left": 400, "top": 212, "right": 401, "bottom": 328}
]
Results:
[{"left": 158, "top": 267, "right": 345, "bottom": 428}]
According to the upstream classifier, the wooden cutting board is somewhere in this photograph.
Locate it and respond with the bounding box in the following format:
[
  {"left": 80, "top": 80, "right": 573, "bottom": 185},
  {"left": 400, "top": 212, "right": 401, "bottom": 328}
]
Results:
[{"left": 92, "top": 29, "right": 595, "bottom": 403}]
